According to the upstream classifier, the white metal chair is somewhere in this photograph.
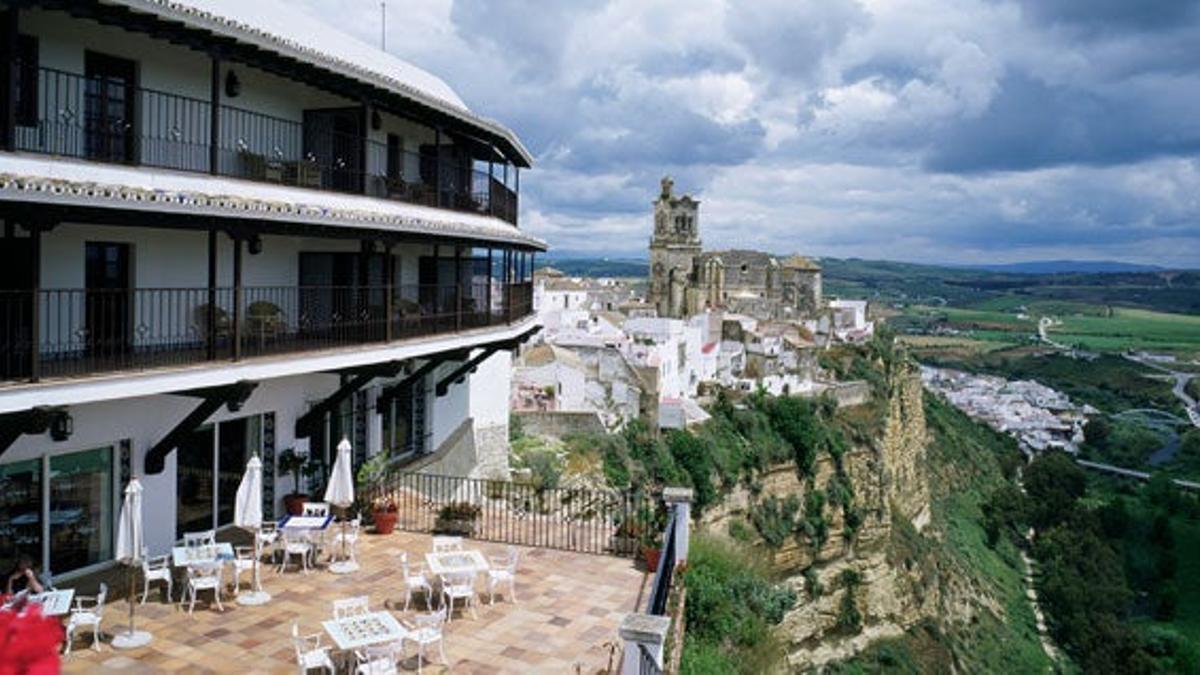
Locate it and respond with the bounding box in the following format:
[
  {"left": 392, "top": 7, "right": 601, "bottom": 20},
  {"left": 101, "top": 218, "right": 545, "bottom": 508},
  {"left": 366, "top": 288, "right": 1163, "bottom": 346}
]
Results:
[
  {"left": 232, "top": 545, "right": 257, "bottom": 596},
  {"left": 332, "top": 517, "right": 361, "bottom": 564},
  {"left": 440, "top": 572, "right": 477, "bottom": 622},
  {"left": 400, "top": 552, "right": 432, "bottom": 611},
  {"left": 258, "top": 522, "right": 281, "bottom": 563},
  {"left": 431, "top": 536, "right": 462, "bottom": 553},
  {"left": 140, "top": 547, "right": 174, "bottom": 604},
  {"left": 355, "top": 645, "right": 399, "bottom": 675},
  {"left": 487, "top": 546, "right": 520, "bottom": 605},
  {"left": 302, "top": 502, "right": 330, "bottom": 517},
  {"left": 292, "top": 621, "right": 335, "bottom": 674},
  {"left": 63, "top": 583, "right": 107, "bottom": 655},
  {"left": 184, "top": 530, "right": 217, "bottom": 563},
  {"left": 332, "top": 595, "right": 370, "bottom": 620},
  {"left": 279, "top": 529, "right": 314, "bottom": 574},
  {"left": 185, "top": 562, "right": 224, "bottom": 615},
  {"left": 402, "top": 608, "right": 447, "bottom": 675}
]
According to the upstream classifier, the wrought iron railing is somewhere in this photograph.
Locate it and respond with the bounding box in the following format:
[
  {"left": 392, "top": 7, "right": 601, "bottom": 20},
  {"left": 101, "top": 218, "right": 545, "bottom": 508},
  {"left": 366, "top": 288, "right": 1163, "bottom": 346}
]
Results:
[
  {"left": 0, "top": 282, "right": 534, "bottom": 383},
  {"left": 365, "top": 470, "right": 657, "bottom": 558},
  {"left": 637, "top": 644, "right": 664, "bottom": 675},
  {"left": 12, "top": 65, "right": 520, "bottom": 225},
  {"left": 647, "top": 507, "right": 678, "bottom": 616}
]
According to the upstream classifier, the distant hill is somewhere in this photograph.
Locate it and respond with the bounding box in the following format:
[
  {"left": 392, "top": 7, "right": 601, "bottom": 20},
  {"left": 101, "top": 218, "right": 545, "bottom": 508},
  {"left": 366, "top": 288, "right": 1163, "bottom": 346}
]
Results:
[
  {"left": 537, "top": 256, "right": 648, "bottom": 278},
  {"left": 963, "top": 260, "right": 1165, "bottom": 274}
]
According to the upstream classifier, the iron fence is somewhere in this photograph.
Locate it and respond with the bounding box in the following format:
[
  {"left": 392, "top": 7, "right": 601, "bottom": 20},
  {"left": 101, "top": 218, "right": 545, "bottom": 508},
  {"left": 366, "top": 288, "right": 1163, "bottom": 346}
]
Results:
[
  {"left": 14, "top": 64, "right": 520, "bottom": 225},
  {"left": 365, "top": 470, "right": 658, "bottom": 558},
  {"left": 0, "top": 282, "right": 534, "bottom": 383},
  {"left": 637, "top": 644, "right": 664, "bottom": 675}
]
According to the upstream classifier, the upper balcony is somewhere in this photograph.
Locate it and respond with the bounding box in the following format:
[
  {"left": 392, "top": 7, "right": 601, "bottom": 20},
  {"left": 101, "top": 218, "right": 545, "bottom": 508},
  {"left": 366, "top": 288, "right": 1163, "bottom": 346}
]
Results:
[{"left": 0, "top": 4, "right": 528, "bottom": 226}]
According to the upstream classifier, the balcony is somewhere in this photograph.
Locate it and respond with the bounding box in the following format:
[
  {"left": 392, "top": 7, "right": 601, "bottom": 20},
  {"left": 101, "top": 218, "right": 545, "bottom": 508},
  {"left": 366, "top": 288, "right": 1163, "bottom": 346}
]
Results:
[
  {"left": 10, "top": 65, "right": 520, "bottom": 225},
  {"left": 0, "top": 282, "right": 534, "bottom": 385}
]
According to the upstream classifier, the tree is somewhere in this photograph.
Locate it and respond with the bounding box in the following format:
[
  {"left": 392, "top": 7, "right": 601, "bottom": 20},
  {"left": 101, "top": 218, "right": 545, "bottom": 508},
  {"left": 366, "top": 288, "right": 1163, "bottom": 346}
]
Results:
[
  {"left": 1083, "top": 416, "right": 1111, "bottom": 448},
  {"left": 1024, "top": 451, "right": 1086, "bottom": 529},
  {"left": 982, "top": 483, "right": 1029, "bottom": 547}
]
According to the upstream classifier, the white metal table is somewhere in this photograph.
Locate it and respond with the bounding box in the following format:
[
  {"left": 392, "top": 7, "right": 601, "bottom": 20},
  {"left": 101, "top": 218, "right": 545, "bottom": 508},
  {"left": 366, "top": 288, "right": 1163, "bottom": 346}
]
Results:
[
  {"left": 279, "top": 514, "right": 334, "bottom": 531},
  {"left": 425, "top": 549, "right": 489, "bottom": 577},
  {"left": 1, "top": 589, "right": 75, "bottom": 617},
  {"left": 322, "top": 610, "right": 407, "bottom": 651},
  {"left": 171, "top": 542, "right": 235, "bottom": 567}
]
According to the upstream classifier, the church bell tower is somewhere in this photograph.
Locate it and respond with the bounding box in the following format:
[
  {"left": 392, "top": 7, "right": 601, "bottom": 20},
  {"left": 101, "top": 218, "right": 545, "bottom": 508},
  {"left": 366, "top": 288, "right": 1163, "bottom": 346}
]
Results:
[{"left": 647, "top": 177, "right": 702, "bottom": 318}]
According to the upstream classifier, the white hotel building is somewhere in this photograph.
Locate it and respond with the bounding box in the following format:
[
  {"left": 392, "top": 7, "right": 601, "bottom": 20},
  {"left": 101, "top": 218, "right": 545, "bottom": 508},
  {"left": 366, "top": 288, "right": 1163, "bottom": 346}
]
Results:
[{"left": 0, "top": 1, "right": 543, "bottom": 581}]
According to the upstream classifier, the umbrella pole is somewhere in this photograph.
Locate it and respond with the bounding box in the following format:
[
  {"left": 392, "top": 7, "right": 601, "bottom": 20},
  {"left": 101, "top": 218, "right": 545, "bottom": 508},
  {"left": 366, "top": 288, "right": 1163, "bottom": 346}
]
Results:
[{"left": 128, "top": 565, "right": 135, "bottom": 635}]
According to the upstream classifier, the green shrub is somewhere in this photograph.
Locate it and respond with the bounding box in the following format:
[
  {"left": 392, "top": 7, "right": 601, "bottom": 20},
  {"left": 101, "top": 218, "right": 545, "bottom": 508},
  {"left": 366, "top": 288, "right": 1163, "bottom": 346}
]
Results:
[
  {"left": 836, "top": 568, "right": 864, "bottom": 633},
  {"left": 750, "top": 496, "right": 800, "bottom": 549}
]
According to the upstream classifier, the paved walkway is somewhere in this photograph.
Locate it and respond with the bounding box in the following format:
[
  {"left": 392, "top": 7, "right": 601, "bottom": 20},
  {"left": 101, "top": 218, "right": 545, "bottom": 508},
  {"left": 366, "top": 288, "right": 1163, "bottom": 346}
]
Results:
[{"left": 59, "top": 531, "right": 647, "bottom": 673}]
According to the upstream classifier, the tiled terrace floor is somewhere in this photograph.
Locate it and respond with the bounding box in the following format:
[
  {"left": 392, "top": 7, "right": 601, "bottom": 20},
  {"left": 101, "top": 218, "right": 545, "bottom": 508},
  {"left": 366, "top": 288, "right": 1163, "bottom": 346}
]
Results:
[{"left": 59, "top": 531, "right": 649, "bottom": 673}]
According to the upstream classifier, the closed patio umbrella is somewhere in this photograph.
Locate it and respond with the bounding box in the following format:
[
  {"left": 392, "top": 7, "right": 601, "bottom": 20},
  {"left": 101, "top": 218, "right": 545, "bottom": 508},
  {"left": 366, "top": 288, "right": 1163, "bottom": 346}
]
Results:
[
  {"left": 234, "top": 455, "right": 271, "bottom": 605},
  {"left": 112, "top": 477, "right": 152, "bottom": 649},
  {"left": 324, "top": 438, "right": 358, "bottom": 574}
]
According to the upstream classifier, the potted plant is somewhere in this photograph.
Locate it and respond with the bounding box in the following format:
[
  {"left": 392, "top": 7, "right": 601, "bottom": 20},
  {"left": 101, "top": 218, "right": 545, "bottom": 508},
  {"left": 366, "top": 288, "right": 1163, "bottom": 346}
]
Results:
[
  {"left": 434, "top": 502, "right": 482, "bottom": 536},
  {"left": 277, "top": 447, "right": 309, "bottom": 516},
  {"left": 357, "top": 451, "right": 397, "bottom": 534},
  {"left": 637, "top": 504, "right": 668, "bottom": 570},
  {"left": 372, "top": 497, "right": 400, "bottom": 535}
]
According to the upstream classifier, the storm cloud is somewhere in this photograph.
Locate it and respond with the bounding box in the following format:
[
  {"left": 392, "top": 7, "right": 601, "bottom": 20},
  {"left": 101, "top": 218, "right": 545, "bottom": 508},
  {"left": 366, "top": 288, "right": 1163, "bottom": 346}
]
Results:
[{"left": 301, "top": 0, "right": 1200, "bottom": 268}]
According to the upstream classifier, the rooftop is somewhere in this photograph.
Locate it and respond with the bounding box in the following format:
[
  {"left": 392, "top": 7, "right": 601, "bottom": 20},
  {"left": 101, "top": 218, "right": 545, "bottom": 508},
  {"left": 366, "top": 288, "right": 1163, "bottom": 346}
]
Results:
[{"left": 60, "top": 531, "right": 647, "bottom": 673}]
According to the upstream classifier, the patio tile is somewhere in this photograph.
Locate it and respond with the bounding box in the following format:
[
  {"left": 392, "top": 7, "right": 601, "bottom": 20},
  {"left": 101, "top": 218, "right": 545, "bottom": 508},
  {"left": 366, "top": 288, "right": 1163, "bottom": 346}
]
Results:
[{"left": 60, "top": 530, "right": 647, "bottom": 673}]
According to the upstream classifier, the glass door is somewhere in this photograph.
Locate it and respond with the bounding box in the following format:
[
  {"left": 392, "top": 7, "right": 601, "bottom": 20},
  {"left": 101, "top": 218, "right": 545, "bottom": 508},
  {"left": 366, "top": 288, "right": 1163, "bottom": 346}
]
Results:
[
  {"left": 48, "top": 447, "right": 113, "bottom": 573},
  {"left": 84, "top": 51, "right": 137, "bottom": 163},
  {"left": 0, "top": 458, "right": 43, "bottom": 574},
  {"left": 216, "top": 417, "right": 261, "bottom": 527},
  {"left": 175, "top": 425, "right": 215, "bottom": 539}
]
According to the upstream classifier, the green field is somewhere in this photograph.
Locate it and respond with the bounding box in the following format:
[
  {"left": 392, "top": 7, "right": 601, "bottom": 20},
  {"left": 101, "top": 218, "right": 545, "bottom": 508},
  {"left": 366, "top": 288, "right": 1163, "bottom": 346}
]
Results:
[{"left": 1047, "top": 307, "right": 1200, "bottom": 356}]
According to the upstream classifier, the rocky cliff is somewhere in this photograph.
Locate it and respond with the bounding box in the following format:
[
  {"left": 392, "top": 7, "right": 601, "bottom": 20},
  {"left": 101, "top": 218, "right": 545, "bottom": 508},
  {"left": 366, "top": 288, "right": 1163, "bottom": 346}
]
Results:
[{"left": 696, "top": 363, "right": 935, "bottom": 670}]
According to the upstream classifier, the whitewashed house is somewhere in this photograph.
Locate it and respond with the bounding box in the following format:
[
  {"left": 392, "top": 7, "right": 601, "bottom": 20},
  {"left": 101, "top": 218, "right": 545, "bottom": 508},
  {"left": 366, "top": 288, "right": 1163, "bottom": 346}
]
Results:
[{"left": 0, "top": 1, "right": 542, "bottom": 580}]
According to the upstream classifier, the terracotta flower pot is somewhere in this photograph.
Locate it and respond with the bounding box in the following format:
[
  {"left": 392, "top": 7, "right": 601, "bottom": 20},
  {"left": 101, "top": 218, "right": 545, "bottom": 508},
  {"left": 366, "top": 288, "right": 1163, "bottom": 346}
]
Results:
[
  {"left": 373, "top": 511, "right": 399, "bottom": 535},
  {"left": 283, "top": 493, "right": 309, "bottom": 516},
  {"left": 642, "top": 546, "right": 662, "bottom": 571}
]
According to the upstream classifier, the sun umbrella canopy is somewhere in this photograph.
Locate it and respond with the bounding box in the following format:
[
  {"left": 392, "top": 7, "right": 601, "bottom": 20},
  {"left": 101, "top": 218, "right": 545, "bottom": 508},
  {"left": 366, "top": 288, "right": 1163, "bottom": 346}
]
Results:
[
  {"left": 324, "top": 438, "right": 355, "bottom": 508},
  {"left": 235, "top": 455, "right": 264, "bottom": 530},
  {"left": 115, "top": 478, "right": 144, "bottom": 564}
]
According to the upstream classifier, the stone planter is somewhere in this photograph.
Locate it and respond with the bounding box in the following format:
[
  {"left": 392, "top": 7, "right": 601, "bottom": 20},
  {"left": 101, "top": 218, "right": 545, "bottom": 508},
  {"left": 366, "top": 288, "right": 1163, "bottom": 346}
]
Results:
[
  {"left": 434, "top": 518, "right": 476, "bottom": 537},
  {"left": 642, "top": 545, "right": 662, "bottom": 571}
]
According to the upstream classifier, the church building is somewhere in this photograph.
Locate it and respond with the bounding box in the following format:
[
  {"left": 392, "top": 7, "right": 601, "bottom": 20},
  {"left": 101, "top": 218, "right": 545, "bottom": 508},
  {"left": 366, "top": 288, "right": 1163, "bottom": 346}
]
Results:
[{"left": 647, "top": 178, "right": 822, "bottom": 320}]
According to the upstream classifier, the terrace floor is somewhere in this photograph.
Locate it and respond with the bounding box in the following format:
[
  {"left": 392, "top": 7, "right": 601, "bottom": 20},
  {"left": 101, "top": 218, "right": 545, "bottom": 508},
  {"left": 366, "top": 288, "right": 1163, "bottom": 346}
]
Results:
[{"left": 59, "top": 531, "right": 648, "bottom": 673}]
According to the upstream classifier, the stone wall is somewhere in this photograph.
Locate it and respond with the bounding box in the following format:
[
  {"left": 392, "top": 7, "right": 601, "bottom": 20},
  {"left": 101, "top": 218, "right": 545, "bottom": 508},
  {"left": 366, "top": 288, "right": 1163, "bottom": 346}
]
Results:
[{"left": 514, "top": 410, "right": 606, "bottom": 438}]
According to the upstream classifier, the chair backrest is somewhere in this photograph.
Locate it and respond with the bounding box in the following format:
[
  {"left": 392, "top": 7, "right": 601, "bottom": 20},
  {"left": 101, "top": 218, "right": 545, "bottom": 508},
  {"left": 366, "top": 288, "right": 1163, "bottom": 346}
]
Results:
[
  {"left": 505, "top": 546, "right": 521, "bottom": 572},
  {"left": 332, "top": 595, "right": 370, "bottom": 620},
  {"left": 260, "top": 522, "right": 278, "bottom": 535},
  {"left": 442, "top": 572, "right": 472, "bottom": 591},
  {"left": 414, "top": 609, "right": 445, "bottom": 630},
  {"left": 302, "top": 502, "right": 329, "bottom": 517},
  {"left": 184, "top": 530, "right": 216, "bottom": 547},
  {"left": 291, "top": 621, "right": 310, "bottom": 661},
  {"left": 400, "top": 552, "right": 411, "bottom": 577},
  {"left": 93, "top": 583, "right": 108, "bottom": 617},
  {"left": 432, "top": 536, "right": 462, "bottom": 553},
  {"left": 188, "top": 562, "right": 222, "bottom": 581}
]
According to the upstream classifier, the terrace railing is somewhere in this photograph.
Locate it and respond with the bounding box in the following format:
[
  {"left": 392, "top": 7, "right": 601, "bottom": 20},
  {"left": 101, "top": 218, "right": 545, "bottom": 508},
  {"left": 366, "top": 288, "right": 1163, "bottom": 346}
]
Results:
[
  {"left": 365, "top": 470, "right": 658, "bottom": 558},
  {"left": 0, "top": 283, "right": 533, "bottom": 384},
  {"left": 13, "top": 65, "right": 520, "bottom": 225}
]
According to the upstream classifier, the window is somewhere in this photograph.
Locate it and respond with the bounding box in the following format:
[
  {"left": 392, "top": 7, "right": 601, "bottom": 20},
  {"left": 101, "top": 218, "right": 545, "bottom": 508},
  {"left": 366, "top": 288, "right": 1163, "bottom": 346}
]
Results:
[
  {"left": 1, "top": 446, "right": 116, "bottom": 577},
  {"left": 49, "top": 447, "right": 113, "bottom": 573},
  {"left": 0, "top": 458, "right": 42, "bottom": 574},
  {"left": 175, "top": 415, "right": 264, "bottom": 539},
  {"left": 15, "top": 34, "right": 38, "bottom": 127}
]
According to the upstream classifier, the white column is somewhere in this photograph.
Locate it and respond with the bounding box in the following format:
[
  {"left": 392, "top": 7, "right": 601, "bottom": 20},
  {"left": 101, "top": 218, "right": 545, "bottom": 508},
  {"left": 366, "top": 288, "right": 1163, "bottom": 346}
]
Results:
[
  {"left": 662, "top": 486, "right": 693, "bottom": 565},
  {"left": 366, "top": 386, "right": 383, "bottom": 456},
  {"left": 619, "top": 613, "right": 671, "bottom": 674}
]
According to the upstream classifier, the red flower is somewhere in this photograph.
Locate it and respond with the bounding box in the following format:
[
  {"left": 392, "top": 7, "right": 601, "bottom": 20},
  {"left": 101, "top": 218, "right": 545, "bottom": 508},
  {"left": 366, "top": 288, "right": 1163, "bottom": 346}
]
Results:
[{"left": 0, "top": 602, "right": 63, "bottom": 675}]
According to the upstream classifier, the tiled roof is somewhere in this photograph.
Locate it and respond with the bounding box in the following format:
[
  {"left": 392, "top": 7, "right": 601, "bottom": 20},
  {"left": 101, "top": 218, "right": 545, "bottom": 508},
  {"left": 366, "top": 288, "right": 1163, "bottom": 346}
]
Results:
[{"left": 111, "top": 0, "right": 532, "bottom": 164}]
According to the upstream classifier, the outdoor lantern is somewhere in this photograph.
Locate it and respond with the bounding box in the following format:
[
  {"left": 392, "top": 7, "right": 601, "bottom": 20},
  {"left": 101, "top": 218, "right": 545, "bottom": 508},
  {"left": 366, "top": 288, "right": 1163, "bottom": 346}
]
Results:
[
  {"left": 371, "top": 109, "right": 382, "bottom": 131},
  {"left": 247, "top": 234, "right": 263, "bottom": 255},
  {"left": 225, "top": 69, "right": 242, "bottom": 98},
  {"left": 49, "top": 410, "right": 73, "bottom": 442}
]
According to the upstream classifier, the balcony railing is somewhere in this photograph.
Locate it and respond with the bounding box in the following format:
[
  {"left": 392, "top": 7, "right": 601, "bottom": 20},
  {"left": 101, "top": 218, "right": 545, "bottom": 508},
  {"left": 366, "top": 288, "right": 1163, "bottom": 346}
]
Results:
[
  {"left": 0, "top": 282, "right": 534, "bottom": 384},
  {"left": 12, "top": 66, "right": 520, "bottom": 225}
]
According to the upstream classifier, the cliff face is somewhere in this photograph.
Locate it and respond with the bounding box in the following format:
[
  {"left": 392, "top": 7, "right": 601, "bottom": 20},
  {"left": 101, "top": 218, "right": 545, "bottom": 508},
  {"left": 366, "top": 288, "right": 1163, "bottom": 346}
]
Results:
[{"left": 696, "top": 365, "right": 934, "bottom": 670}]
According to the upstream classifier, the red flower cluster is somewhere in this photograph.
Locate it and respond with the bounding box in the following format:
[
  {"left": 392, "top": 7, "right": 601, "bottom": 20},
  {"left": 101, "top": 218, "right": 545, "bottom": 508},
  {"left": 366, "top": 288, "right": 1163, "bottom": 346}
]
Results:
[{"left": 0, "top": 596, "right": 63, "bottom": 675}]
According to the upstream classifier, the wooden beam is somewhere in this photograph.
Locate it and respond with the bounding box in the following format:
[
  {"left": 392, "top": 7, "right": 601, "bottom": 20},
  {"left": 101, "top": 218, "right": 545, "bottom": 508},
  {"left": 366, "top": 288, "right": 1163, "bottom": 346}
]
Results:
[
  {"left": 294, "top": 360, "right": 406, "bottom": 440},
  {"left": 209, "top": 56, "right": 220, "bottom": 175},
  {"left": 231, "top": 234, "right": 243, "bottom": 361},
  {"left": 0, "top": 407, "right": 66, "bottom": 460},
  {"left": 435, "top": 327, "right": 539, "bottom": 396},
  {"left": 377, "top": 351, "right": 466, "bottom": 406},
  {"left": 143, "top": 381, "right": 257, "bottom": 475}
]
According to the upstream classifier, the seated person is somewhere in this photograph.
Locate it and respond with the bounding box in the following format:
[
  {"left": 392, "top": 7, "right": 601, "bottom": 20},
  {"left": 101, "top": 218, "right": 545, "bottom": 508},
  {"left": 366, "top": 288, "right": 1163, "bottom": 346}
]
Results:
[{"left": 5, "top": 556, "right": 45, "bottom": 595}]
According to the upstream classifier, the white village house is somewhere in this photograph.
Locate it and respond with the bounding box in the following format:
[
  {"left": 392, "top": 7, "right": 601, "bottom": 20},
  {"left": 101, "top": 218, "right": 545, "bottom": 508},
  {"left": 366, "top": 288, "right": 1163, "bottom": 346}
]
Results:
[{"left": 0, "top": 0, "right": 543, "bottom": 581}]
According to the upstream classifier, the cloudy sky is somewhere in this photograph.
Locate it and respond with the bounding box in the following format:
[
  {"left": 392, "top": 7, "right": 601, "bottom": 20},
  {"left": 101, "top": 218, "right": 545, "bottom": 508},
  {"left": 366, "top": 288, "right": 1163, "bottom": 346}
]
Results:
[{"left": 300, "top": 0, "right": 1200, "bottom": 267}]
